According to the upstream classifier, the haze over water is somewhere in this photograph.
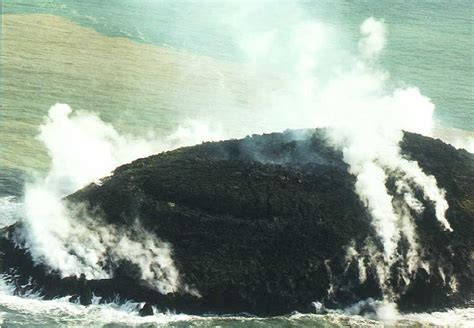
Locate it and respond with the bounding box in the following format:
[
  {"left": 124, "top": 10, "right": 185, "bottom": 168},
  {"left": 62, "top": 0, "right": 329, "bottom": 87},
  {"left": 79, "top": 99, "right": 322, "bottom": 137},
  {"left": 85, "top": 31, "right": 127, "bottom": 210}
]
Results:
[{"left": 2, "top": 0, "right": 473, "bottom": 173}]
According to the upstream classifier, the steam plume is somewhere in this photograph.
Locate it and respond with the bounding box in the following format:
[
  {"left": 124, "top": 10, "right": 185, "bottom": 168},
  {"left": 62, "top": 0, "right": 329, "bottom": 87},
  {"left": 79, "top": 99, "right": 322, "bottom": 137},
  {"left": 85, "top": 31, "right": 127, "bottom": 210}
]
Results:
[
  {"left": 15, "top": 5, "right": 455, "bottom": 312},
  {"left": 17, "top": 104, "right": 222, "bottom": 293}
]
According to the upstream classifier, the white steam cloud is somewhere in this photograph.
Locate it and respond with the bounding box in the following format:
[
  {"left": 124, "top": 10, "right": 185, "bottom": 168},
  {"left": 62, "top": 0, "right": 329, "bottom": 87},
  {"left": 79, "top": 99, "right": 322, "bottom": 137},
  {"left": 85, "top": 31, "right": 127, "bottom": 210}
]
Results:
[
  {"left": 15, "top": 4, "right": 457, "bottom": 313},
  {"left": 320, "top": 18, "right": 450, "bottom": 298},
  {"left": 228, "top": 10, "right": 452, "bottom": 306},
  {"left": 17, "top": 104, "right": 223, "bottom": 293},
  {"left": 37, "top": 104, "right": 223, "bottom": 190},
  {"left": 359, "top": 17, "right": 387, "bottom": 59},
  {"left": 449, "top": 136, "right": 474, "bottom": 153}
]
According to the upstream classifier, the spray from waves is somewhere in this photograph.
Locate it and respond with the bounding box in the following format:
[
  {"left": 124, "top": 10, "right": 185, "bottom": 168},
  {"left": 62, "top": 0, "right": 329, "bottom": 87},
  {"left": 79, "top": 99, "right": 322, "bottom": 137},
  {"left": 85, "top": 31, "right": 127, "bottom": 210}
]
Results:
[
  {"left": 328, "top": 298, "right": 474, "bottom": 326},
  {"left": 13, "top": 104, "right": 223, "bottom": 293},
  {"left": 1, "top": 273, "right": 472, "bottom": 327},
  {"left": 0, "top": 196, "right": 22, "bottom": 229},
  {"left": 0, "top": 275, "right": 201, "bottom": 327},
  {"left": 2, "top": 272, "right": 471, "bottom": 327}
]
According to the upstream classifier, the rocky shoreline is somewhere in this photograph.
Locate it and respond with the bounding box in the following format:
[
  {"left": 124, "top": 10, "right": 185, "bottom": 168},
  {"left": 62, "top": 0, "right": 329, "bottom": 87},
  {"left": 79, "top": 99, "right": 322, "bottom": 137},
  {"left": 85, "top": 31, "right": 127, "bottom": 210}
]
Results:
[{"left": 1, "top": 129, "right": 472, "bottom": 316}]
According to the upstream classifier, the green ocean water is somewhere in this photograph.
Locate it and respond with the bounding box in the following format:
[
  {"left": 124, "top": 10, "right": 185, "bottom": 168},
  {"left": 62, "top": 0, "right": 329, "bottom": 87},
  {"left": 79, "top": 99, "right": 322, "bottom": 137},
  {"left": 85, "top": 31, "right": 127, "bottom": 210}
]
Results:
[
  {"left": 6, "top": 0, "right": 473, "bottom": 124},
  {"left": 0, "top": 1, "right": 473, "bottom": 327},
  {"left": 1, "top": 0, "right": 473, "bottom": 172}
]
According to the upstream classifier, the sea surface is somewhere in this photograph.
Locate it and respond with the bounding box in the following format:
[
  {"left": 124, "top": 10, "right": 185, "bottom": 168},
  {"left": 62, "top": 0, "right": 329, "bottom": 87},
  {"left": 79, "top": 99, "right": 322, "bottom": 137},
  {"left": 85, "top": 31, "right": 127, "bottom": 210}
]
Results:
[{"left": 1, "top": 0, "right": 473, "bottom": 327}]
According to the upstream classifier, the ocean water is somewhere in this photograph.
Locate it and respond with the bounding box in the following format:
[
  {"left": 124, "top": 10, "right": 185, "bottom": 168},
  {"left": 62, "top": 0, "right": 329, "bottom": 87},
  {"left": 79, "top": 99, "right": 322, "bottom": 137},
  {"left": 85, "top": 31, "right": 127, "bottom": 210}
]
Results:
[
  {"left": 1, "top": 0, "right": 473, "bottom": 327},
  {"left": 1, "top": 0, "right": 473, "bottom": 172}
]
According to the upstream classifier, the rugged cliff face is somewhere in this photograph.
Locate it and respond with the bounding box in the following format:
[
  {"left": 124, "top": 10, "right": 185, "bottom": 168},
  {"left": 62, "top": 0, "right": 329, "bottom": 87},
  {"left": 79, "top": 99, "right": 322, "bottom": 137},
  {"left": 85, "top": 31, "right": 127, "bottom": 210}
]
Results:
[{"left": 1, "top": 130, "right": 473, "bottom": 315}]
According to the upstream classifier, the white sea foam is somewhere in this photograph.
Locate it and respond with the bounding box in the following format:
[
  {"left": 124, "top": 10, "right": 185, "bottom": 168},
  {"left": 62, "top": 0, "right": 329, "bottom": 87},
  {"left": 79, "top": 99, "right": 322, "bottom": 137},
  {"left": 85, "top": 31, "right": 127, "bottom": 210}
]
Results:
[
  {"left": 309, "top": 297, "right": 474, "bottom": 326},
  {"left": 0, "top": 276, "right": 199, "bottom": 327},
  {"left": 0, "top": 196, "right": 22, "bottom": 228},
  {"left": 1, "top": 275, "right": 472, "bottom": 328}
]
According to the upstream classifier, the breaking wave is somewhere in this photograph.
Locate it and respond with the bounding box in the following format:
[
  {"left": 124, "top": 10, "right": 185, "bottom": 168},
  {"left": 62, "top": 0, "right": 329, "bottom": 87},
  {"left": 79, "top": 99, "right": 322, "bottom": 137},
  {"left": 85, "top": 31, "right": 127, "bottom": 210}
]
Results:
[{"left": 0, "top": 276, "right": 472, "bottom": 327}]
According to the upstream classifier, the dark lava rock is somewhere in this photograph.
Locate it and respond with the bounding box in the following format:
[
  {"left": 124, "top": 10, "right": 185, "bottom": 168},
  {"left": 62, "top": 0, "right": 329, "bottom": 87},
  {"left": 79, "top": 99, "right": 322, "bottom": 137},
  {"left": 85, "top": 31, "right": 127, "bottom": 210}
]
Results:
[
  {"left": 78, "top": 273, "right": 92, "bottom": 306},
  {"left": 139, "top": 302, "right": 154, "bottom": 316},
  {"left": 0, "top": 129, "right": 472, "bottom": 316}
]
